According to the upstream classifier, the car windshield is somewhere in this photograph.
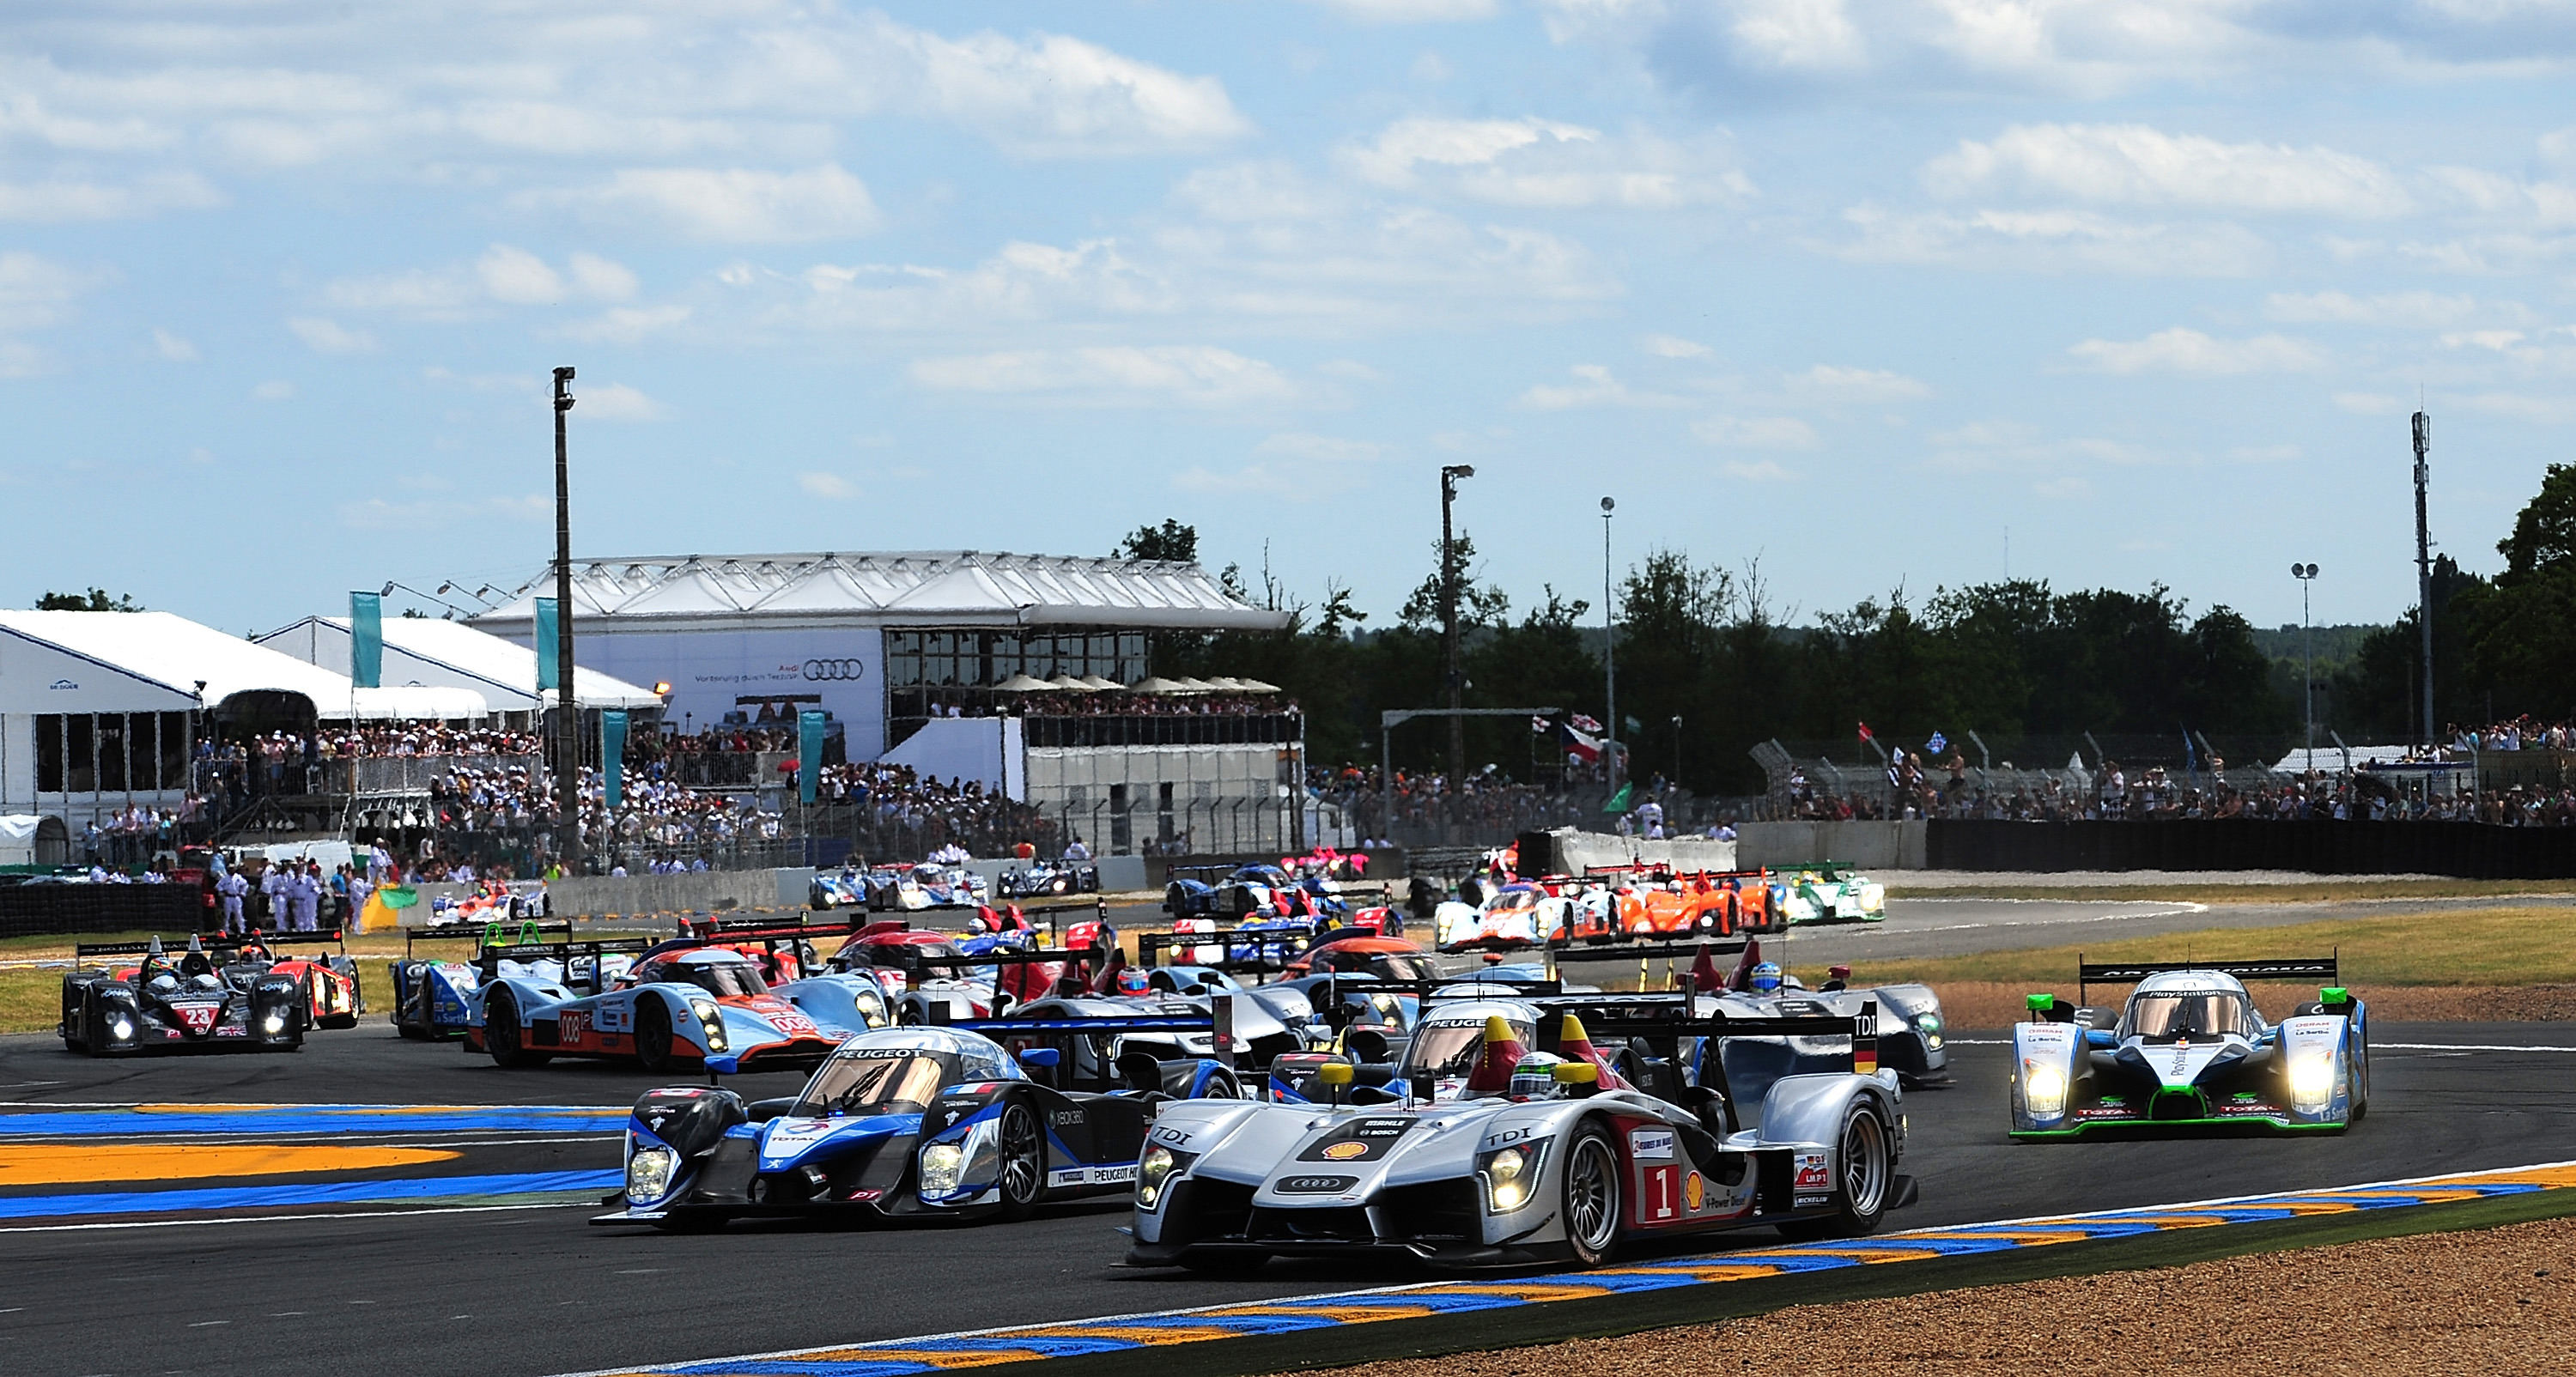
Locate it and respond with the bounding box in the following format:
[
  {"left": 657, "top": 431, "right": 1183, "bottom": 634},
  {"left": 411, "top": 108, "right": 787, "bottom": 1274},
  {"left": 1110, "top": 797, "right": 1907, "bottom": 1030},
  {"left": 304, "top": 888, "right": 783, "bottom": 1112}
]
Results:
[
  {"left": 2125, "top": 992, "right": 2253, "bottom": 1044},
  {"left": 650, "top": 961, "right": 769, "bottom": 998},
  {"left": 1376, "top": 953, "right": 1440, "bottom": 982},
  {"left": 1401, "top": 1016, "right": 1534, "bottom": 1078},
  {"left": 1490, "top": 889, "right": 1538, "bottom": 912},
  {"left": 798, "top": 1050, "right": 953, "bottom": 1116}
]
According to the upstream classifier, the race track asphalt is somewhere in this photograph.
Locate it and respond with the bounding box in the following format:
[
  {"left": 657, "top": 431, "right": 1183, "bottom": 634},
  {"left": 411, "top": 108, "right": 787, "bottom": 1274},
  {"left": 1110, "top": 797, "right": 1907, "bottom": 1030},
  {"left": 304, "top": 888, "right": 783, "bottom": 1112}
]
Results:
[{"left": 3, "top": 1016, "right": 2572, "bottom": 1377}]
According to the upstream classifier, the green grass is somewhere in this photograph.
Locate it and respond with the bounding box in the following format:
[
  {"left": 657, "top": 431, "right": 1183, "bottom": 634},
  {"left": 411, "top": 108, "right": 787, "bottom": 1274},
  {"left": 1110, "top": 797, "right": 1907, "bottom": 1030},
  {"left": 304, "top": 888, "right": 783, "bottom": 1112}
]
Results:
[
  {"left": 1791, "top": 903, "right": 2576, "bottom": 990},
  {"left": 6, "top": 938, "right": 402, "bottom": 1037}
]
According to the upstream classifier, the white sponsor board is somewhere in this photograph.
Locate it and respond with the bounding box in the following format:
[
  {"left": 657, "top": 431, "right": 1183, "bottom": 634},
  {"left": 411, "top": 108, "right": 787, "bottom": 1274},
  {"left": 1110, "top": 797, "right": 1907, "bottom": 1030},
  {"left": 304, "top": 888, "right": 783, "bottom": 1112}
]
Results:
[{"left": 574, "top": 629, "right": 885, "bottom": 759}]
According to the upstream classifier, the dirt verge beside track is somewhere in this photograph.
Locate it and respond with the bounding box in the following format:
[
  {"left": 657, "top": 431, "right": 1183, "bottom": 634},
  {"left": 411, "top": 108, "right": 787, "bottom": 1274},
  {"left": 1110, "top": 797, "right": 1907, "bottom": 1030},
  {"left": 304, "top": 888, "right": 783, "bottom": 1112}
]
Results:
[{"left": 1285, "top": 1210, "right": 2576, "bottom": 1377}]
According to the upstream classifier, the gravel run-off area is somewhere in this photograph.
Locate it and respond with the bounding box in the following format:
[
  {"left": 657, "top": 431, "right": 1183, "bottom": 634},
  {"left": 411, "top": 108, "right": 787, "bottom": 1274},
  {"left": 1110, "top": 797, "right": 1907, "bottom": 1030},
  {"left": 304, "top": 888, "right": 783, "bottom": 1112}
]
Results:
[{"left": 1287, "top": 1214, "right": 2576, "bottom": 1377}]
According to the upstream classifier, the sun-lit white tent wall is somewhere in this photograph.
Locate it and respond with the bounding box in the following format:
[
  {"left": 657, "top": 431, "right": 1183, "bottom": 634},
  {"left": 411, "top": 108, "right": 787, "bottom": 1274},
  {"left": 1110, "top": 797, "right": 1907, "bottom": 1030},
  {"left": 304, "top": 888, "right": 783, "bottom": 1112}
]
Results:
[
  {"left": 467, "top": 551, "right": 1288, "bottom": 762},
  {"left": 257, "top": 616, "right": 665, "bottom": 726},
  {"left": 0, "top": 610, "right": 486, "bottom": 834}
]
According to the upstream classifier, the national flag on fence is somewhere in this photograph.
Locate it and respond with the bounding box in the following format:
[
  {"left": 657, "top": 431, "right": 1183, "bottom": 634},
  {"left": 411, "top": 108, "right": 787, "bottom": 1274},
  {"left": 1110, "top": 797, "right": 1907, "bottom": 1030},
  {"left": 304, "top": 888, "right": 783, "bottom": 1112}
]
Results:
[
  {"left": 1856, "top": 721, "right": 1875, "bottom": 743},
  {"left": 1603, "top": 781, "right": 1635, "bottom": 814},
  {"left": 1558, "top": 719, "right": 1604, "bottom": 765},
  {"left": 1571, "top": 713, "right": 1605, "bottom": 736},
  {"left": 1926, "top": 731, "right": 1948, "bottom": 755},
  {"left": 1531, "top": 715, "right": 1552, "bottom": 735}
]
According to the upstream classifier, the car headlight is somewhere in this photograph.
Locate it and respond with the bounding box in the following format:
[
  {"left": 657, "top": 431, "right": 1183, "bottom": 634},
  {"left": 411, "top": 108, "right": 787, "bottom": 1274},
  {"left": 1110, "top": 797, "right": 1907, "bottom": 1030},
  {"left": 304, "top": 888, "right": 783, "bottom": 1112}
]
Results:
[
  {"left": 2023, "top": 1062, "right": 2068, "bottom": 1117},
  {"left": 109, "top": 1016, "right": 135, "bottom": 1041},
  {"left": 626, "top": 1144, "right": 678, "bottom": 1204},
  {"left": 261, "top": 1013, "right": 286, "bottom": 1034},
  {"left": 1915, "top": 1011, "right": 1944, "bottom": 1051},
  {"left": 1138, "top": 1144, "right": 1192, "bottom": 1210},
  {"left": 1479, "top": 1141, "right": 1545, "bottom": 1214},
  {"left": 920, "top": 1143, "right": 966, "bottom": 1196},
  {"left": 2288, "top": 1055, "right": 2336, "bottom": 1111},
  {"left": 690, "top": 999, "right": 727, "bottom": 1051}
]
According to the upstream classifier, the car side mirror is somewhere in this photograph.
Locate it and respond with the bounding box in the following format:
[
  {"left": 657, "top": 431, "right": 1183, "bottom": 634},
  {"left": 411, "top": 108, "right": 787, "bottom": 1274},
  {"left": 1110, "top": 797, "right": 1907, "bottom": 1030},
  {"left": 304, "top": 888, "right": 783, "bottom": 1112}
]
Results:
[
  {"left": 2084, "top": 1029, "right": 2115, "bottom": 1049},
  {"left": 746, "top": 1096, "right": 798, "bottom": 1122},
  {"left": 1016, "top": 1046, "right": 1060, "bottom": 1069}
]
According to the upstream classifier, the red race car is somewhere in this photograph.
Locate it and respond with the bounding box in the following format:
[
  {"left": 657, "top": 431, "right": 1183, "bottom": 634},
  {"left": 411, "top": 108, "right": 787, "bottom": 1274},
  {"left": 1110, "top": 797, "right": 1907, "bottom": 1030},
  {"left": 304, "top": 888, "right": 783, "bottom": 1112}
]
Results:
[{"left": 118, "top": 931, "right": 364, "bottom": 1030}]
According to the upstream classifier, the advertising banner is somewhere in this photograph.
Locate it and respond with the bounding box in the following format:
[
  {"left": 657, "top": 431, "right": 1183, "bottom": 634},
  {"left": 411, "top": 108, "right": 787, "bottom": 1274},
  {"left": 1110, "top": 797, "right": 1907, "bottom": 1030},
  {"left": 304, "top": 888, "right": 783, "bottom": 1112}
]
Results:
[
  {"left": 349, "top": 591, "right": 383, "bottom": 689},
  {"left": 602, "top": 709, "right": 628, "bottom": 810},
  {"left": 534, "top": 598, "right": 561, "bottom": 694},
  {"left": 799, "top": 709, "right": 825, "bottom": 805},
  {"left": 563, "top": 628, "right": 885, "bottom": 760}
]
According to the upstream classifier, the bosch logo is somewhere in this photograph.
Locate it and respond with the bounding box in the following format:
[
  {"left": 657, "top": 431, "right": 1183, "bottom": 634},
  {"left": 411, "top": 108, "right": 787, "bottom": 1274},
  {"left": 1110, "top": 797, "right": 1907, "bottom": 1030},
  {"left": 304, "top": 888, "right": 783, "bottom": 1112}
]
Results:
[{"left": 803, "top": 659, "right": 866, "bottom": 682}]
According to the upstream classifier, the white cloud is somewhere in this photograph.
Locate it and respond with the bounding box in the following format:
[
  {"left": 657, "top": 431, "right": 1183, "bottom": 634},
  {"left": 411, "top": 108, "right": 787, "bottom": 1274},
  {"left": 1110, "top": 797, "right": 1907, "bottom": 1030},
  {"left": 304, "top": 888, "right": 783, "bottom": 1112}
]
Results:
[
  {"left": 2335, "top": 391, "right": 2406, "bottom": 416},
  {"left": 799, "top": 471, "right": 858, "bottom": 499},
  {"left": 0, "top": 252, "right": 106, "bottom": 332},
  {"left": 532, "top": 165, "right": 880, "bottom": 244},
  {"left": 1519, "top": 363, "right": 1687, "bottom": 409},
  {"left": 1925, "top": 124, "right": 2411, "bottom": 217},
  {"left": 327, "top": 246, "right": 643, "bottom": 318},
  {"left": 151, "top": 328, "right": 197, "bottom": 361},
  {"left": 2263, "top": 291, "right": 2490, "bottom": 327},
  {"left": 2065, "top": 327, "right": 2325, "bottom": 375},
  {"left": 1256, "top": 432, "right": 1388, "bottom": 462},
  {"left": 2441, "top": 329, "right": 2529, "bottom": 352},
  {"left": 250, "top": 379, "right": 296, "bottom": 402},
  {"left": 1346, "top": 117, "right": 1749, "bottom": 209},
  {"left": 1785, "top": 364, "right": 1931, "bottom": 403},
  {"left": 1692, "top": 415, "right": 1818, "bottom": 448},
  {"left": 1835, "top": 203, "right": 2271, "bottom": 276},
  {"left": 908, "top": 345, "right": 1297, "bottom": 408},
  {"left": 338, "top": 494, "right": 549, "bottom": 530},
  {"left": 1311, "top": 0, "right": 1499, "bottom": 21},
  {"left": 561, "top": 305, "right": 693, "bottom": 344},
  {"left": 1642, "top": 333, "right": 1712, "bottom": 358},
  {"left": 578, "top": 382, "right": 665, "bottom": 422},
  {"left": 0, "top": 173, "right": 222, "bottom": 222},
  {"left": 287, "top": 317, "right": 375, "bottom": 355},
  {"left": 883, "top": 22, "right": 1253, "bottom": 156},
  {"left": 1719, "top": 458, "right": 1798, "bottom": 481}
]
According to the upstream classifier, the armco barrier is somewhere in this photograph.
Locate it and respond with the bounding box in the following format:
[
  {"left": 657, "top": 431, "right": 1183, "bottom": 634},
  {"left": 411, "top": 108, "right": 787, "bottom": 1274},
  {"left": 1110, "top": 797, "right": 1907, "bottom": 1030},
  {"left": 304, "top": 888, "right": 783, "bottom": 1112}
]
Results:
[
  {"left": 1926, "top": 818, "right": 2576, "bottom": 879},
  {"left": 0, "top": 882, "right": 208, "bottom": 938}
]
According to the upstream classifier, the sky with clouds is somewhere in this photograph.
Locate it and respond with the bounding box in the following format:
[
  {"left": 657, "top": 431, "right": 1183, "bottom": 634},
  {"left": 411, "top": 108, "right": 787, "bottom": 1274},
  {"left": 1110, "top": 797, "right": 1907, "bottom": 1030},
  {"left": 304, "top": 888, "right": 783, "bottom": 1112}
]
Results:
[{"left": 6, "top": 1, "right": 2574, "bottom": 634}]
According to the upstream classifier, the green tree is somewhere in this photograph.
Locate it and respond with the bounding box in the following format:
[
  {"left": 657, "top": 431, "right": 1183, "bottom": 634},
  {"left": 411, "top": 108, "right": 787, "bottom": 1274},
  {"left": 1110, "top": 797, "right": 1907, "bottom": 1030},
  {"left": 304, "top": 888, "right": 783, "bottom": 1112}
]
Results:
[
  {"left": 1115, "top": 519, "right": 1200, "bottom": 564},
  {"left": 37, "top": 588, "right": 143, "bottom": 611}
]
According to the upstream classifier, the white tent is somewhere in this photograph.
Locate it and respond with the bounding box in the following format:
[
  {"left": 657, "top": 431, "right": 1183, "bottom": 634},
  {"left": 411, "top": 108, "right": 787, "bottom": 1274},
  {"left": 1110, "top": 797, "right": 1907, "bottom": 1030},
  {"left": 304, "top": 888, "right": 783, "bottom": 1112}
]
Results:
[
  {"left": 0, "top": 611, "right": 487, "bottom": 721},
  {"left": 258, "top": 616, "right": 664, "bottom": 712}
]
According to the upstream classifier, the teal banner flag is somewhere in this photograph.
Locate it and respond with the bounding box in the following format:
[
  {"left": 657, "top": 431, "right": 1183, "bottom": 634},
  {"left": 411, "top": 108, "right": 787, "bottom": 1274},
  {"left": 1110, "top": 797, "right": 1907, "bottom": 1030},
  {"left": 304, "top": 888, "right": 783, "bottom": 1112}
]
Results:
[
  {"left": 601, "top": 710, "right": 628, "bottom": 810},
  {"left": 349, "top": 591, "right": 383, "bottom": 689},
  {"left": 535, "top": 598, "right": 560, "bottom": 693},
  {"left": 798, "top": 710, "right": 826, "bottom": 805}
]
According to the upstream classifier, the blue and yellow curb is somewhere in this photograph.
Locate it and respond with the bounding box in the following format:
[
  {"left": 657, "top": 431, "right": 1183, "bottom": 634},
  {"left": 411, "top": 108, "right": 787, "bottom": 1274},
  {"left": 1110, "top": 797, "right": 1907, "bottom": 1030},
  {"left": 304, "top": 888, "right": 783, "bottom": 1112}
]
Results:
[{"left": 566, "top": 1160, "right": 2576, "bottom": 1377}]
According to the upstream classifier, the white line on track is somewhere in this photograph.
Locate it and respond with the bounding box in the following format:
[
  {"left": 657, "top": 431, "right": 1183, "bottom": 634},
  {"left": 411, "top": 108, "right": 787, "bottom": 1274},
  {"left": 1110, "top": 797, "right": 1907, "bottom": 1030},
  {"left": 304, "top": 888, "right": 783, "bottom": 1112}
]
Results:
[{"left": 0, "top": 1201, "right": 593, "bottom": 1234}]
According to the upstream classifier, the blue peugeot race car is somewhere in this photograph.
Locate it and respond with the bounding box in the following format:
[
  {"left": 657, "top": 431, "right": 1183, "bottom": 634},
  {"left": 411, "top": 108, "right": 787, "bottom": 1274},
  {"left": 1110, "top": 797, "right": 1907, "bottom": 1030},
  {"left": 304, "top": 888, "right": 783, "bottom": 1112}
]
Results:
[
  {"left": 598, "top": 1021, "right": 1236, "bottom": 1230},
  {"left": 2010, "top": 955, "right": 2368, "bottom": 1138}
]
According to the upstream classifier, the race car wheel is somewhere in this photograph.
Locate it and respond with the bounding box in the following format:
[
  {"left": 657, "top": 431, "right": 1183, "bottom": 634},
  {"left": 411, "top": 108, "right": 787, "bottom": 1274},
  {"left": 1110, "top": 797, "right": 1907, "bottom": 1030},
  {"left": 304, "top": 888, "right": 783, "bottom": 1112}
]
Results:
[
  {"left": 996, "top": 1101, "right": 1045, "bottom": 1222},
  {"left": 635, "top": 999, "right": 676, "bottom": 1073},
  {"left": 1781, "top": 1101, "right": 1893, "bottom": 1240},
  {"left": 897, "top": 1001, "right": 925, "bottom": 1026},
  {"left": 1563, "top": 1123, "right": 1622, "bottom": 1266},
  {"left": 484, "top": 991, "right": 550, "bottom": 1068},
  {"left": 1200, "top": 1068, "right": 1244, "bottom": 1101}
]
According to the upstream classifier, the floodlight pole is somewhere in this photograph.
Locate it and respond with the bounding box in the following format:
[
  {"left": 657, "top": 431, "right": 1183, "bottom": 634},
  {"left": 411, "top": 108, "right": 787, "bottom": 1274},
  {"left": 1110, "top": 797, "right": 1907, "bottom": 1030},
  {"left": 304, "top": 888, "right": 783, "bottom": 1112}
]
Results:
[
  {"left": 2411, "top": 410, "right": 2433, "bottom": 748},
  {"left": 1601, "top": 497, "right": 1617, "bottom": 790},
  {"left": 553, "top": 366, "right": 580, "bottom": 875},
  {"left": 2293, "top": 563, "right": 2318, "bottom": 753},
  {"left": 1439, "top": 465, "right": 1474, "bottom": 792}
]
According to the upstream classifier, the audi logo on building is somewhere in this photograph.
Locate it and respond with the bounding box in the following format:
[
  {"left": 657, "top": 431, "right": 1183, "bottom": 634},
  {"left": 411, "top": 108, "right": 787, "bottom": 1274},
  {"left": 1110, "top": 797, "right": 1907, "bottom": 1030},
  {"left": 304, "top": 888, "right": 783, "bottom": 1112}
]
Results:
[{"left": 803, "top": 658, "right": 866, "bottom": 682}]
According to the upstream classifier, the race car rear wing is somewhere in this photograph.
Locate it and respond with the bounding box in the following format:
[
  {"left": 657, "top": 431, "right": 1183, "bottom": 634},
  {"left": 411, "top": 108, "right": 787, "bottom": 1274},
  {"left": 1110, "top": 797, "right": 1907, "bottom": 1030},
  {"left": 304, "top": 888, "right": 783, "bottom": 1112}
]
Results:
[
  {"left": 1135, "top": 928, "right": 1311, "bottom": 976},
  {"left": 2075, "top": 955, "right": 2340, "bottom": 1004},
  {"left": 951, "top": 1009, "right": 1225, "bottom": 1085},
  {"left": 74, "top": 929, "right": 350, "bottom": 961},
  {"left": 1540, "top": 1000, "right": 1884, "bottom": 1106},
  {"left": 1548, "top": 937, "right": 1750, "bottom": 966},
  {"left": 405, "top": 920, "right": 572, "bottom": 955},
  {"left": 476, "top": 936, "right": 659, "bottom": 991}
]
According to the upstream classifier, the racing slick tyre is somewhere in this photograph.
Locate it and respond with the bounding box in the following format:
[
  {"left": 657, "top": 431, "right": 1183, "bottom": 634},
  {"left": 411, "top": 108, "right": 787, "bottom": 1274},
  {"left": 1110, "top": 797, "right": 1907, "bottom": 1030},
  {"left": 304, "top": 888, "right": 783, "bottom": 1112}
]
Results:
[
  {"left": 484, "top": 991, "right": 550, "bottom": 1068},
  {"left": 996, "top": 1100, "right": 1046, "bottom": 1222},
  {"left": 635, "top": 999, "right": 677, "bottom": 1073},
  {"left": 1200, "top": 1068, "right": 1244, "bottom": 1101},
  {"left": 1777, "top": 1101, "right": 1893, "bottom": 1241},
  {"left": 1562, "top": 1122, "right": 1623, "bottom": 1267},
  {"left": 1163, "top": 883, "right": 1188, "bottom": 919}
]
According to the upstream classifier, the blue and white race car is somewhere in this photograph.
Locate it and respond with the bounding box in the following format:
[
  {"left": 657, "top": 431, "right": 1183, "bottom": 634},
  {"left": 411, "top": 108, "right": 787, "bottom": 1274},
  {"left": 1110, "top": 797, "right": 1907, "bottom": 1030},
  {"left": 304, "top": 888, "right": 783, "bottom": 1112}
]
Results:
[
  {"left": 2010, "top": 956, "right": 2367, "bottom": 1138},
  {"left": 465, "top": 933, "right": 892, "bottom": 1073},
  {"left": 598, "top": 1021, "right": 1231, "bottom": 1230}
]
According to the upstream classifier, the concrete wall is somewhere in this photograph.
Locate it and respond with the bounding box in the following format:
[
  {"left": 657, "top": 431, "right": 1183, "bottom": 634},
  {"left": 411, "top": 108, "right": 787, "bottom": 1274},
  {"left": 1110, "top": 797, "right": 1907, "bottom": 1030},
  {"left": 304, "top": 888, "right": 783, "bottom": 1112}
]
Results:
[
  {"left": 1734, "top": 820, "right": 1927, "bottom": 871},
  {"left": 1551, "top": 833, "right": 1741, "bottom": 874}
]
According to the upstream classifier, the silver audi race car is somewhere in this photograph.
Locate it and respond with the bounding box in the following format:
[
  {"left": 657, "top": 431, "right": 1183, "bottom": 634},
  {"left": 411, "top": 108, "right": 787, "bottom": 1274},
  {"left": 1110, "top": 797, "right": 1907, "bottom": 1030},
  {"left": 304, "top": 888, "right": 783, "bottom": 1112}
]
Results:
[
  {"left": 2010, "top": 955, "right": 2368, "bottom": 1138},
  {"left": 1127, "top": 998, "right": 1914, "bottom": 1272}
]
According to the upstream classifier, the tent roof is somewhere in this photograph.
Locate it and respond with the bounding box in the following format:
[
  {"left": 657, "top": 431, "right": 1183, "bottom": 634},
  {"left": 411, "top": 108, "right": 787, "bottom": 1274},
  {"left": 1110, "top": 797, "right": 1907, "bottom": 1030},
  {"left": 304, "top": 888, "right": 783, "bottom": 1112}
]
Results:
[
  {"left": 470, "top": 550, "right": 1289, "bottom": 633},
  {"left": 0, "top": 611, "right": 487, "bottom": 720},
  {"left": 257, "top": 617, "right": 665, "bottom": 711}
]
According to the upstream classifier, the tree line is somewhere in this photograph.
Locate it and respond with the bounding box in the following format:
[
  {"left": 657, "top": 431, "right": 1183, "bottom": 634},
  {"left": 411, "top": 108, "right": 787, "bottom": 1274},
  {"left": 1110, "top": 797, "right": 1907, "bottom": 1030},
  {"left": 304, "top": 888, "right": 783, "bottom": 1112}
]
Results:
[{"left": 1130, "top": 462, "right": 2576, "bottom": 793}]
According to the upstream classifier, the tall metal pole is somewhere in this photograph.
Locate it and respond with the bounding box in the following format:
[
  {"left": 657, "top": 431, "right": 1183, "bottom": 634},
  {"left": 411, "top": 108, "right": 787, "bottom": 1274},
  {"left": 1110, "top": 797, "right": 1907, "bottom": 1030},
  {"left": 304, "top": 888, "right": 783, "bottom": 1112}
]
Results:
[
  {"left": 552, "top": 366, "right": 580, "bottom": 874},
  {"left": 2293, "top": 563, "right": 2317, "bottom": 753},
  {"left": 2411, "top": 410, "right": 2434, "bottom": 748},
  {"left": 1601, "top": 496, "right": 1617, "bottom": 790},
  {"left": 1439, "top": 465, "right": 1473, "bottom": 792}
]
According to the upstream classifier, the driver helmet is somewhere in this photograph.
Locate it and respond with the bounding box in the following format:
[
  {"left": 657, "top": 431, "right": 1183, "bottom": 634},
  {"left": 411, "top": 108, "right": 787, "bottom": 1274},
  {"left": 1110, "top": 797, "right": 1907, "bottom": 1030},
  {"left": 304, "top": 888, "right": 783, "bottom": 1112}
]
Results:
[
  {"left": 1507, "top": 1051, "right": 1568, "bottom": 1101},
  {"left": 148, "top": 973, "right": 179, "bottom": 994},
  {"left": 1113, "top": 966, "right": 1151, "bottom": 996},
  {"left": 1749, "top": 961, "right": 1783, "bottom": 993},
  {"left": 966, "top": 913, "right": 991, "bottom": 935}
]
